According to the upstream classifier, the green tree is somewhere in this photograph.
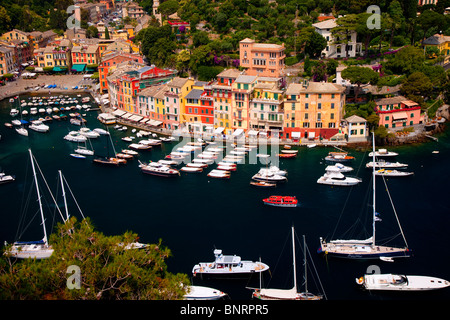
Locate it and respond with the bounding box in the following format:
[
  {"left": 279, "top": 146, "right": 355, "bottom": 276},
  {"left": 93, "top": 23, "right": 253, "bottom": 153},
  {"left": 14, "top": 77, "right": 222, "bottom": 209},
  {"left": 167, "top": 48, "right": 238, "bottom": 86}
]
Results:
[
  {"left": 332, "top": 14, "right": 359, "bottom": 58},
  {"left": 0, "top": 6, "right": 11, "bottom": 34},
  {"left": 383, "top": 46, "right": 425, "bottom": 76},
  {"left": 0, "top": 217, "right": 189, "bottom": 300},
  {"left": 342, "top": 66, "right": 379, "bottom": 99},
  {"left": 104, "top": 27, "right": 110, "bottom": 40},
  {"left": 400, "top": 71, "right": 433, "bottom": 104}
]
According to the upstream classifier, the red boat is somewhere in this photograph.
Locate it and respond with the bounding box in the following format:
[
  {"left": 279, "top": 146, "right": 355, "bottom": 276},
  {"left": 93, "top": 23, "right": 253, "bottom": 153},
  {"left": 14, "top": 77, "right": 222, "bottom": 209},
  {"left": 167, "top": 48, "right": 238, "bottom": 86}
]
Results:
[
  {"left": 278, "top": 153, "right": 296, "bottom": 158},
  {"left": 263, "top": 196, "right": 299, "bottom": 207}
]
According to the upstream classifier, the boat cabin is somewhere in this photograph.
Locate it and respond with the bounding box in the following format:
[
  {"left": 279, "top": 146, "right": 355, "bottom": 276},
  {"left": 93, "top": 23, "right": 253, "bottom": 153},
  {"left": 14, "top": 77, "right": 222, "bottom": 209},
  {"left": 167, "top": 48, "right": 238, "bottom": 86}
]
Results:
[{"left": 213, "top": 249, "right": 242, "bottom": 269}]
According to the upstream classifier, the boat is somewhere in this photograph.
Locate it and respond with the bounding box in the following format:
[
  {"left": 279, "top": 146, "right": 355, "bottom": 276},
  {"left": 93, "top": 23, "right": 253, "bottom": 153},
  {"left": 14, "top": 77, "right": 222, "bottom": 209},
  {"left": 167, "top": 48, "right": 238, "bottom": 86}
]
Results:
[
  {"left": 192, "top": 249, "right": 269, "bottom": 278},
  {"left": 366, "top": 160, "right": 408, "bottom": 169},
  {"left": 15, "top": 127, "right": 28, "bottom": 136},
  {"left": 29, "top": 120, "right": 50, "bottom": 133},
  {"left": 324, "top": 163, "right": 353, "bottom": 173},
  {"left": 122, "top": 149, "right": 139, "bottom": 156},
  {"left": 122, "top": 137, "right": 132, "bottom": 142},
  {"left": 157, "top": 159, "right": 178, "bottom": 166},
  {"left": 252, "top": 228, "right": 324, "bottom": 300},
  {"left": 258, "top": 166, "right": 287, "bottom": 176},
  {"left": 116, "top": 153, "right": 133, "bottom": 160},
  {"left": 139, "top": 161, "right": 180, "bottom": 177},
  {"left": 374, "top": 169, "right": 413, "bottom": 177},
  {"left": 3, "top": 150, "right": 54, "bottom": 259},
  {"left": 70, "top": 118, "right": 81, "bottom": 126},
  {"left": 250, "top": 180, "right": 276, "bottom": 188},
  {"left": 317, "top": 171, "right": 361, "bottom": 186},
  {"left": 281, "top": 149, "right": 298, "bottom": 154},
  {"left": 78, "top": 127, "right": 100, "bottom": 139},
  {"left": 180, "top": 166, "right": 203, "bottom": 173},
  {"left": 140, "top": 139, "right": 162, "bottom": 146},
  {"left": 70, "top": 153, "right": 86, "bottom": 159},
  {"left": 278, "top": 153, "right": 297, "bottom": 158},
  {"left": 207, "top": 169, "right": 230, "bottom": 179},
  {"left": 186, "top": 162, "right": 208, "bottom": 168},
  {"left": 256, "top": 154, "right": 270, "bottom": 158},
  {"left": 64, "top": 131, "right": 87, "bottom": 142},
  {"left": 368, "top": 149, "right": 398, "bottom": 157},
  {"left": 0, "top": 172, "right": 15, "bottom": 184},
  {"left": 325, "top": 151, "right": 354, "bottom": 162},
  {"left": 93, "top": 128, "right": 110, "bottom": 135},
  {"left": 356, "top": 274, "right": 450, "bottom": 291},
  {"left": 10, "top": 108, "right": 19, "bottom": 117},
  {"left": 129, "top": 143, "right": 152, "bottom": 150},
  {"left": 184, "top": 286, "right": 228, "bottom": 300},
  {"left": 93, "top": 157, "right": 120, "bottom": 166},
  {"left": 318, "top": 133, "right": 412, "bottom": 260},
  {"left": 307, "top": 144, "right": 317, "bottom": 148},
  {"left": 4, "top": 122, "right": 13, "bottom": 128},
  {"left": 252, "top": 172, "right": 287, "bottom": 183},
  {"left": 217, "top": 165, "right": 236, "bottom": 171},
  {"left": 263, "top": 196, "right": 298, "bottom": 208}
]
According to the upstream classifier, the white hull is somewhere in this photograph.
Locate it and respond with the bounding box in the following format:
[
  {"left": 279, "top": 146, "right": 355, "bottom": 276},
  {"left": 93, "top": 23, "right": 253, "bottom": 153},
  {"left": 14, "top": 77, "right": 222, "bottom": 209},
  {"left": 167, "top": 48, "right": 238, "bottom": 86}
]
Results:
[
  {"left": 75, "top": 148, "right": 94, "bottom": 156},
  {"left": 184, "top": 286, "right": 227, "bottom": 300},
  {"left": 317, "top": 172, "right": 361, "bottom": 186},
  {"left": 325, "top": 163, "right": 353, "bottom": 173},
  {"left": 375, "top": 169, "right": 413, "bottom": 177},
  {"left": 29, "top": 124, "right": 49, "bottom": 132},
  {"left": 366, "top": 161, "right": 407, "bottom": 169},
  {"left": 357, "top": 274, "right": 450, "bottom": 291},
  {"left": 369, "top": 149, "right": 398, "bottom": 157},
  {"left": 6, "top": 244, "right": 54, "bottom": 260},
  {"left": 16, "top": 127, "right": 28, "bottom": 136}
]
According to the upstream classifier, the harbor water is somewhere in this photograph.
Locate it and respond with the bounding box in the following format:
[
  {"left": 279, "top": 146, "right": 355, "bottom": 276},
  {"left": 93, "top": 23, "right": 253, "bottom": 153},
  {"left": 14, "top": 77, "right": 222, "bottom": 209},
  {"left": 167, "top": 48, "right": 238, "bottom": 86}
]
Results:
[{"left": 1, "top": 93, "right": 449, "bottom": 301}]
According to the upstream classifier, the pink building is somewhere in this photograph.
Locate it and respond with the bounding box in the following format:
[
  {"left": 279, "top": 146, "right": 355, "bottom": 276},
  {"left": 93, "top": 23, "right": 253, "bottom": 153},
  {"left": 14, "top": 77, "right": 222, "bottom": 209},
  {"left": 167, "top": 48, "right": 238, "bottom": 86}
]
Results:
[
  {"left": 239, "top": 38, "right": 286, "bottom": 78},
  {"left": 375, "top": 96, "right": 423, "bottom": 130}
]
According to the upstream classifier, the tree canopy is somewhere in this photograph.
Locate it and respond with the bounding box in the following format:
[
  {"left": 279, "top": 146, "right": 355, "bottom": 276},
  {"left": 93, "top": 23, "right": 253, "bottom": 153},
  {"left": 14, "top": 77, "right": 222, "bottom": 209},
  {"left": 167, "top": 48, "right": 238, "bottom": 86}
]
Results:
[{"left": 0, "top": 217, "right": 190, "bottom": 300}]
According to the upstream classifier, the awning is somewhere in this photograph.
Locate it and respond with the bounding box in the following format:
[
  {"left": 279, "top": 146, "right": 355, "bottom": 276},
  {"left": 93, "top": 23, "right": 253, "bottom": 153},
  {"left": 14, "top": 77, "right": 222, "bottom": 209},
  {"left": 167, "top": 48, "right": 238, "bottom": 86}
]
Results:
[
  {"left": 392, "top": 112, "right": 408, "bottom": 120},
  {"left": 148, "top": 120, "right": 163, "bottom": 126},
  {"left": 129, "top": 115, "right": 143, "bottom": 121},
  {"left": 122, "top": 113, "right": 133, "bottom": 119},
  {"left": 112, "top": 109, "right": 126, "bottom": 117},
  {"left": 308, "top": 132, "right": 315, "bottom": 138},
  {"left": 139, "top": 118, "right": 149, "bottom": 124},
  {"left": 232, "top": 129, "right": 244, "bottom": 136},
  {"left": 53, "top": 66, "right": 62, "bottom": 72},
  {"left": 72, "top": 64, "right": 86, "bottom": 72},
  {"left": 291, "top": 131, "right": 301, "bottom": 138},
  {"left": 214, "top": 127, "right": 224, "bottom": 134},
  {"left": 247, "top": 130, "right": 259, "bottom": 136}
]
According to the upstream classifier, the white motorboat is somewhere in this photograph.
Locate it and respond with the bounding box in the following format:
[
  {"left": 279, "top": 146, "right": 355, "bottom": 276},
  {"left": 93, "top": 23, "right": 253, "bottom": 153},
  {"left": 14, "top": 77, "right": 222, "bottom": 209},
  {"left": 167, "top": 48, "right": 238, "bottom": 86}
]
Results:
[
  {"left": 252, "top": 171, "right": 287, "bottom": 183},
  {"left": 186, "top": 162, "right": 208, "bottom": 168},
  {"left": 325, "top": 163, "right": 353, "bottom": 173},
  {"left": 258, "top": 166, "right": 287, "bottom": 176},
  {"left": 181, "top": 166, "right": 203, "bottom": 173},
  {"left": 64, "top": 131, "right": 87, "bottom": 142},
  {"left": 374, "top": 169, "right": 413, "bottom": 177},
  {"left": 11, "top": 119, "right": 22, "bottom": 126},
  {"left": 30, "top": 108, "right": 38, "bottom": 115},
  {"left": 325, "top": 152, "right": 354, "bottom": 162},
  {"left": 0, "top": 172, "right": 15, "bottom": 184},
  {"left": 79, "top": 128, "right": 100, "bottom": 138},
  {"left": 139, "top": 161, "right": 180, "bottom": 177},
  {"left": 75, "top": 146, "right": 94, "bottom": 156},
  {"left": 356, "top": 274, "right": 450, "bottom": 291},
  {"left": 10, "top": 108, "right": 19, "bottom": 117},
  {"left": 140, "top": 139, "right": 162, "bottom": 146},
  {"left": 129, "top": 143, "right": 152, "bottom": 150},
  {"left": 29, "top": 120, "right": 49, "bottom": 133},
  {"left": 366, "top": 160, "right": 407, "bottom": 169},
  {"left": 207, "top": 169, "right": 230, "bottom": 179},
  {"left": 368, "top": 149, "right": 398, "bottom": 157},
  {"left": 93, "top": 128, "right": 109, "bottom": 135},
  {"left": 192, "top": 249, "right": 269, "bottom": 277},
  {"left": 317, "top": 171, "right": 361, "bottom": 186},
  {"left": 15, "top": 127, "right": 28, "bottom": 136},
  {"left": 184, "top": 286, "right": 228, "bottom": 300},
  {"left": 122, "top": 149, "right": 138, "bottom": 156}
]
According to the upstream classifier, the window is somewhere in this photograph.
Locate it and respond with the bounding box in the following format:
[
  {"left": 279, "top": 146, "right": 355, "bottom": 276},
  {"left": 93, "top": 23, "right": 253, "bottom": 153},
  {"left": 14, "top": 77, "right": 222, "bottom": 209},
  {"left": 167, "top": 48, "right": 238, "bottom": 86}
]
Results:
[
  {"left": 305, "top": 103, "right": 309, "bottom": 109},
  {"left": 385, "top": 116, "right": 389, "bottom": 121}
]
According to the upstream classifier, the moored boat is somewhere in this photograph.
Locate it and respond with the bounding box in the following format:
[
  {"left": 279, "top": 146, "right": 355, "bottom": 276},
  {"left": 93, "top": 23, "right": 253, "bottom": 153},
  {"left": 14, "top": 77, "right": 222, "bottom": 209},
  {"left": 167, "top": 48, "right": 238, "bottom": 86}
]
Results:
[
  {"left": 356, "top": 274, "right": 450, "bottom": 291},
  {"left": 181, "top": 166, "right": 203, "bottom": 173},
  {"left": 368, "top": 149, "right": 398, "bottom": 157},
  {"left": 250, "top": 180, "right": 276, "bottom": 188},
  {"left": 207, "top": 169, "right": 230, "bottom": 179},
  {"left": 366, "top": 160, "right": 407, "bottom": 169},
  {"left": 184, "top": 286, "right": 228, "bottom": 300},
  {"left": 325, "top": 152, "right": 354, "bottom": 162},
  {"left": 139, "top": 161, "right": 180, "bottom": 177},
  {"left": 0, "top": 172, "right": 15, "bottom": 184},
  {"left": 317, "top": 171, "right": 361, "bottom": 186},
  {"left": 192, "top": 249, "right": 269, "bottom": 278},
  {"left": 374, "top": 169, "right": 413, "bottom": 177},
  {"left": 325, "top": 163, "right": 353, "bottom": 173},
  {"left": 263, "top": 195, "right": 298, "bottom": 208},
  {"left": 278, "top": 153, "right": 297, "bottom": 158}
]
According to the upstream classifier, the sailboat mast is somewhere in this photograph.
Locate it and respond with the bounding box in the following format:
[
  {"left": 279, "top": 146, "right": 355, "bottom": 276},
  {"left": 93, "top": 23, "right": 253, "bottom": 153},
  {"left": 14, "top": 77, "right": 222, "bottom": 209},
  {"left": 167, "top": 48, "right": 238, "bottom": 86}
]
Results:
[
  {"left": 59, "top": 170, "right": 70, "bottom": 222},
  {"left": 372, "top": 133, "right": 376, "bottom": 247},
  {"left": 29, "top": 149, "right": 49, "bottom": 245},
  {"left": 292, "top": 226, "right": 297, "bottom": 292},
  {"left": 302, "top": 234, "right": 307, "bottom": 294}
]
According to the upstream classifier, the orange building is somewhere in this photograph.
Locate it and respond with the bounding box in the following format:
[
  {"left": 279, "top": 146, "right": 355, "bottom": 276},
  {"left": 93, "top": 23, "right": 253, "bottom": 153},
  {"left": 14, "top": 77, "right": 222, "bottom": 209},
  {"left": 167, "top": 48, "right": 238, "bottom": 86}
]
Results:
[
  {"left": 98, "top": 52, "right": 144, "bottom": 93},
  {"left": 239, "top": 38, "right": 286, "bottom": 78}
]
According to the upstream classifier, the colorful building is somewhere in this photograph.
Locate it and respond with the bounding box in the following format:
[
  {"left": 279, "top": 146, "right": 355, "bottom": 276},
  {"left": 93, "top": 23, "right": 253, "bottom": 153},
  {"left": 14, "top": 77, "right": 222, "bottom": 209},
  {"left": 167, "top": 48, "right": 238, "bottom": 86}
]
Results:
[
  {"left": 164, "top": 77, "right": 195, "bottom": 131},
  {"left": 209, "top": 68, "right": 241, "bottom": 136},
  {"left": 249, "top": 77, "right": 284, "bottom": 137},
  {"left": 343, "top": 115, "right": 368, "bottom": 142},
  {"left": 283, "top": 81, "right": 346, "bottom": 140},
  {"left": 98, "top": 52, "right": 144, "bottom": 92},
  {"left": 231, "top": 75, "right": 257, "bottom": 133},
  {"left": 71, "top": 44, "right": 100, "bottom": 72},
  {"left": 183, "top": 82, "right": 211, "bottom": 133},
  {"left": 0, "top": 46, "right": 14, "bottom": 75},
  {"left": 375, "top": 95, "right": 423, "bottom": 129},
  {"left": 239, "top": 38, "right": 286, "bottom": 78}
]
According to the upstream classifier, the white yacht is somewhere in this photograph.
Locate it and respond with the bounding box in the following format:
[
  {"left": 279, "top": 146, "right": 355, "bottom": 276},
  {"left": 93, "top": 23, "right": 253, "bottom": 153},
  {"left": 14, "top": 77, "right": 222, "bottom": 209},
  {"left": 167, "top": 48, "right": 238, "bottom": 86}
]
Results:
[
  {"left": 368, "top": 149, "right": 398, "bottom": 157},
  {"left": 192, "top": 249, "right": 269, "bottom": 278},
  {"left": 317, "top": 171, "right": 361, "bottom": 186},
  {"left": 184, "top": 286, "right": 228, "bottom": 300},
  {"left": 0, "top": 172, "right": 15, "bottom": 184},
  {"left": 64, "top": 131, "right": 87, "bottom": 142},
  {"left": 374, "top": 169, "right": 413, "bottom": 177},
  {"left": 29, "top": 120, "right": 49, "bottom": 133},
  {"left": 324, "top": 163, "right": 353, "bottom": 173},
  {"left": 366, "top": 160, "right": 407, "bottom": 169},
  {"left": 356, "top": 274, "right": 450, "bottom": 291},
  {"left": 258, "top": 165, "right": 287, "bottom": 176}
]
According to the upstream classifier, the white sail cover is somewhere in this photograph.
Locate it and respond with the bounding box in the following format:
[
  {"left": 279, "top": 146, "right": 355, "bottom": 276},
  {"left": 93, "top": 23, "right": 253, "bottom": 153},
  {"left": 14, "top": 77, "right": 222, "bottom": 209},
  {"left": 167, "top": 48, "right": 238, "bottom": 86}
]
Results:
[
  {"left": 330, "top": 237, "right": 373, "bottom": 244},
  {"left": 260, "top": 287, "right": 298, "bottom": 300}
]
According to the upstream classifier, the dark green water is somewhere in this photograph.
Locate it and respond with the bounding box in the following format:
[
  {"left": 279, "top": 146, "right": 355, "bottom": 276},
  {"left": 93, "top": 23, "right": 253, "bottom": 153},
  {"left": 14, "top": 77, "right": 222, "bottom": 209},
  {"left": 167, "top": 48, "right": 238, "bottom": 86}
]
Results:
[{"left": 1, "top": 93, "right": 449, "bottom": 300}]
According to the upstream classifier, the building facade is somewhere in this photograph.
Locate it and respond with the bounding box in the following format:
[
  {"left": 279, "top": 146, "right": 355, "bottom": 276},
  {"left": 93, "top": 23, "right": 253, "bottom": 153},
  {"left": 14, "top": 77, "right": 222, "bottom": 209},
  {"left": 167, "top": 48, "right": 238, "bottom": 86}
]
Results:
[
  {"left": 239, "top": 38, "right": 286, "bottom": 77},
  {"left": 375, "top": 95, "right": 423, "bottom": 129}
]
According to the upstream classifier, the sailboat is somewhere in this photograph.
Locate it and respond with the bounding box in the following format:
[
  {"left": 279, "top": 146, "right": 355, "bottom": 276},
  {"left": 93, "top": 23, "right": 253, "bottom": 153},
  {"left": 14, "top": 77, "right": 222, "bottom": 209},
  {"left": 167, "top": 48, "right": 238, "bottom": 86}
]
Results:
[
  {"left": 252, "top": 227, "right": 324, "bottom": 300},
  {"left": 93, "top": 126, "right": 125, "bottom": 166},
  {"left": 4, "top": 150, "right": 54, "bottom": 259},
  {"left": 318, "top": 133, "right": 412, "bottom": 261},
  {"left": 14, "top": 95, "right": 28, "bottom": 137}
]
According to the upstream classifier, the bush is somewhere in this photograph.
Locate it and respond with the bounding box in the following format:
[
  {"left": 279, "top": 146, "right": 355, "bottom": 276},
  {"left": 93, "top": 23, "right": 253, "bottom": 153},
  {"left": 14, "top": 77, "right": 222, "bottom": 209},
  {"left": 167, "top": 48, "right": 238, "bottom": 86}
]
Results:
[{"left": 285, "top": 56, "right": 299, "bottom": 66}]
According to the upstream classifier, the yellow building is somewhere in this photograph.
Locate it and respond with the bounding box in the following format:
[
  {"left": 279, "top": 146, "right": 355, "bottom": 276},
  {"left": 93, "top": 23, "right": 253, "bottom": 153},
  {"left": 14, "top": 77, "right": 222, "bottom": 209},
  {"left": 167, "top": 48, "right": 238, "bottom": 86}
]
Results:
[
  {"left": 231, "top": 75, "right": 257, "bottom": 132},
  {"left": 423, "top": 33, "right": 450, "bottom": 63},
  {"left": 283, "top": 81, "right": 346, "bottom": 140}
]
